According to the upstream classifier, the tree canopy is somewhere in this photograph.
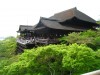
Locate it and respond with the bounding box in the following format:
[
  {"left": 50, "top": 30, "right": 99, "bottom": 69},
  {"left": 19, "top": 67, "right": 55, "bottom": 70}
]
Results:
[{"left": 0, "top": 44, "right": 100, "bottom": 75}]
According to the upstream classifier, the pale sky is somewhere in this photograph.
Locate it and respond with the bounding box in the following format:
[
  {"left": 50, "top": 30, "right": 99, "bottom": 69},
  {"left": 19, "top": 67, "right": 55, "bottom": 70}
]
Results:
[{"left": 0, "top": 0, "right": 100, "bottom": 38}]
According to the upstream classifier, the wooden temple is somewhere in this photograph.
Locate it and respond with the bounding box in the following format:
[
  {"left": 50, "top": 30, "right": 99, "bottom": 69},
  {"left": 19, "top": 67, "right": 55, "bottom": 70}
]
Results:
[{"left": 16, "top": 7, "right": 99, "bottom": 53}]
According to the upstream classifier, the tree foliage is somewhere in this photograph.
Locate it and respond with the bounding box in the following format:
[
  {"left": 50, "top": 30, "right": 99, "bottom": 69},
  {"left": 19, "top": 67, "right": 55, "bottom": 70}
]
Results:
[
  {"left": 0, "top": 44, "right": 100, "bottom": 75},
  {"left": 0, "top": 36, "right": 18, "bottom": 71},
  {"left": 62, "top": 44, "right": 98, "bottom": 74},
  {"left": 59, "top": 30, "right": 100, "bottom": 50},
  {"left": 0, "top": 36, "right": 16, "bottom": 58}
]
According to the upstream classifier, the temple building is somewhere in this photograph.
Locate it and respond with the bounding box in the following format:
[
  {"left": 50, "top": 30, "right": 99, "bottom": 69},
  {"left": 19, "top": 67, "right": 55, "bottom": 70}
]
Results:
[{"left": 16, "top": 7, "right": 99, "bottom": 53}]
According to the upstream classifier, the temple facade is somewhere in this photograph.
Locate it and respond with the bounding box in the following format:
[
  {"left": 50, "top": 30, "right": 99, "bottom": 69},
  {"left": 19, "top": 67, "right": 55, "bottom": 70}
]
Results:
[{"left": 16, "top": 7, "right": 99, "bottom": 53}]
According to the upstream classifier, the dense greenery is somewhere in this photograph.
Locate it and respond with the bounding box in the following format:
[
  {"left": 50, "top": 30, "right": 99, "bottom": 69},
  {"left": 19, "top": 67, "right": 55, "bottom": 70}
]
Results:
[
  {"left": 0, "top": 36, "right": 16, "bottom": 56},
  {"left": 59, "top": 29, "right": 100, "bottom": 50},
  {"left": 0, "top": 37, "right": 18, "bottom": 71},
  {"left": 0, "top": 29, "right": 100, "bottom": 75},
  {"left": 0, "top": 44, "right": 100, "bottom": 75},
  {"left": 97, "top": 20, "right": 100, "bottom": 24}
]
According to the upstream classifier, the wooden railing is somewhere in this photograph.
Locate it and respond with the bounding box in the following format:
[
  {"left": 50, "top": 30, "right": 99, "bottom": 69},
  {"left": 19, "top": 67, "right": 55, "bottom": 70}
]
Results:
[
  {"left": 17, "top": 39, "right": 34, "bottom": 45},
  {"left": 17, "top": 38, "right": 59, "bottom": 45},
  {"left": 34, "top": 38, "right": 59, "bottom": 44},
  {"left": 35, "top": 39, "right": 48, "bottom": 44}
]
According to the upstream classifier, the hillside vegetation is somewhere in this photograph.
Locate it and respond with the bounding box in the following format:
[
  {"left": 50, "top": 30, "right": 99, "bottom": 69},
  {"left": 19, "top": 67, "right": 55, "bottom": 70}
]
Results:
[
  {"left": 0, "top": 37, "right": 19, "bottom": 71},
  {"left": 0, "top": 29, "right": 100, "bottom": 75}
]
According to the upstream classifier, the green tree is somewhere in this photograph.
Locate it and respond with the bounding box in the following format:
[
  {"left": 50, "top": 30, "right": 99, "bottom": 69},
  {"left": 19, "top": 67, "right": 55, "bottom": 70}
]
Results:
[
  {"left": 0, "top": 36, "right": 17, "bottom": 71},
  {"left": 0, "top": 45, "right": 68, "bottom": 75},
  {"left": 0, "top": 44, "right": 100, "bottom": 75},
  {"left": 62, "top": 44, "right": 97, "bottom": 75},
  {"left": 59, "top": 30, "right": 100, "bottom": 50}
]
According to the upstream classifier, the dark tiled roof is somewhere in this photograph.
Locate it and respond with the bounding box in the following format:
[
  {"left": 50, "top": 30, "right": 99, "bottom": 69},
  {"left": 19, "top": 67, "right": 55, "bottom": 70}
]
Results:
[
  {"left": 33, "top": 26, "right": 46, "bottom": 30},
  {"left": 18, "top": 8, "right": 99, "bottom": 33},
  {"left": 50, "top": 7, "right": 96, "bottom": 23},
  {"left": 41, "top": 19, "right": 85, "bottom": 31},
  {"left": 18, "top": 25, "right": 36, "bottom": 32}
]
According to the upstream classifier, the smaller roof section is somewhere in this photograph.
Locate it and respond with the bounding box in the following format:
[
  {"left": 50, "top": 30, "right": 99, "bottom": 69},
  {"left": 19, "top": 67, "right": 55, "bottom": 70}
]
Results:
[
  {"left": 17, "top": 25, "right": 36, "bottom": 32},
  {"left": 50, "top": 7, "right": 96, "bottom": 23},
  {"left": 41, "top": 19, "right": 86, "bottom": 31}
]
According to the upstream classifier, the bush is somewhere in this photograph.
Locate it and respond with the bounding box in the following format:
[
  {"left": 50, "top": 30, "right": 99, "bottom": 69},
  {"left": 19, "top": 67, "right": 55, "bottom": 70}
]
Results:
[
  {"left": 62, "top": 44, "right": 97, "bottom": 74},
  {"left": 59, "top": 30, "right": 100, "bottom": 50},
  {"left": 0, "top": 44, "right": 100, "bottom": 75}
]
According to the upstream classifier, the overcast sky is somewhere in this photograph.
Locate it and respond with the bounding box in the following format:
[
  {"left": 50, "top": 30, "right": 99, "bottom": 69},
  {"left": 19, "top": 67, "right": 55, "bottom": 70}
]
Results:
[{"left": 0, "top": 0, "right": 100, "bottom": 38}]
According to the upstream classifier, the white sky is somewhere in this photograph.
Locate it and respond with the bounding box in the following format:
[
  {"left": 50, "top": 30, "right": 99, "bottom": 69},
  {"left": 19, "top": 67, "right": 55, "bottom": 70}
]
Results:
[{"left": 0, "top": 0, "right": 100, "bottom": 37}]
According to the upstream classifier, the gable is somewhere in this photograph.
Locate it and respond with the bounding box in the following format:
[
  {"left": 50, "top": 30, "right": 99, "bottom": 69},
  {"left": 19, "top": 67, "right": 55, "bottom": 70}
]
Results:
[{"left": 50, "top": 7, "right": 96, "bottom": 23}]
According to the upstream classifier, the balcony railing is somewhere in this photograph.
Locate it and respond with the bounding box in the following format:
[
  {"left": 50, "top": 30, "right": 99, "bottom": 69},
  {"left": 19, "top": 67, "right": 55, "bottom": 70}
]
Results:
[
  {"left": 17, "top": 37, "right": 59, "bottom": 45},
  {"left": 17, "top": 38, "right": 34, "bottom": 45}
]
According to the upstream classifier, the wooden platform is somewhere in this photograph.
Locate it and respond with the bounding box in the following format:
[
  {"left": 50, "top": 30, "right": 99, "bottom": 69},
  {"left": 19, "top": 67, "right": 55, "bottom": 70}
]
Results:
[{"left": 16, "top": 38, "right": 59, "bottom": 53}]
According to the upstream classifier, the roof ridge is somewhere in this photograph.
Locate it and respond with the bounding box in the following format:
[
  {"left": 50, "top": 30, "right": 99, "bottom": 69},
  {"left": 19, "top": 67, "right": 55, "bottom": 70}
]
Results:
[
  {"left": 20, "top": 25, "right": 33, "bottom": 27},
  {"left": 54, "top": 7, "right": 76, "bottom": 15},
  {"left": 72, "top": 7, "right": 77, "bottom": 17},
  {"left": 40, "top": 17, "right": 58, "bottom": 21}
]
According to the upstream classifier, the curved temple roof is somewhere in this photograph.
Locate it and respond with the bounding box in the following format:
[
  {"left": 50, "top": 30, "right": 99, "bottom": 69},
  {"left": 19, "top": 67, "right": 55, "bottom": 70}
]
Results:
[
  {"left": 50, "top": 7, "right": 96, "bottom": 23},
  {"left": 17, "top": 25, "right": 36, "bottom": 32},
  {"left": 18, "top": 7, "right": 99, "bottom": 33},
  {"left": 41, "top": 19, "right": 85, "bottom": 31}
]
